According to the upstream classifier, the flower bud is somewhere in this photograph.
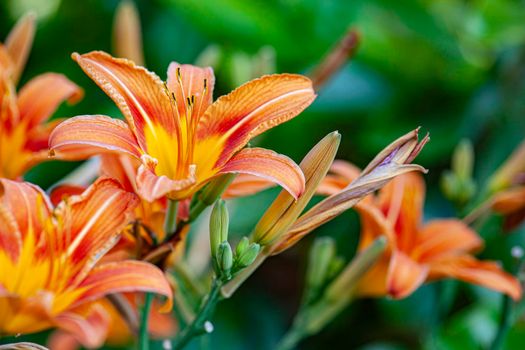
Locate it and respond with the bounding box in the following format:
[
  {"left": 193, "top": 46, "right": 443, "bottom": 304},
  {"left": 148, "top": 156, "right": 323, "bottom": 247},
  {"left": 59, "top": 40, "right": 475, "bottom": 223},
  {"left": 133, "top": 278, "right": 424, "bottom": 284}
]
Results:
[
  {"left": 452, "top": 139, "right": 474, "bottom": 180},
  {"left": 306, "top": 237, "right": 336, "bottom": 291},
  {"left": 209, "top": 200, "right": 229, "bottom": 259},
  {"left": 236, "top": 242, "right": 260, "bottom": 268},
  {"left": 218, "top": 242, "right": 233, "bottom": 277},
  {"left": 235, "top": 237, "right": 250, "bottom": 257},
  {"left": 113, "top": 0, "right": 144, "bottom": 65}
]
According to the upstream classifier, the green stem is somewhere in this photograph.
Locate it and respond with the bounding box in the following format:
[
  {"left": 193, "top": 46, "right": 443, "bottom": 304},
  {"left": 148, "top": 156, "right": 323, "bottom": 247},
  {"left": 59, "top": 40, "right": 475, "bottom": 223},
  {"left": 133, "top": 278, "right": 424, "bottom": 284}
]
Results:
[
  {"left": 490, "top": 294, "right": 512, "bottom": 350},
  {"left": 138, "top": 293, "right": 153, "bottom": 350},
  {"left": 164, "top": 200, "right": 179, "bottom": 240},
  {"left": 275, "top": 325, "right": 306, "bottom": 350},
  {"left": 489, "top": 247, "right": 524, "bottom": 350},
  {"left": 172, "top": 278, "right": 223, "bottom": 350}
]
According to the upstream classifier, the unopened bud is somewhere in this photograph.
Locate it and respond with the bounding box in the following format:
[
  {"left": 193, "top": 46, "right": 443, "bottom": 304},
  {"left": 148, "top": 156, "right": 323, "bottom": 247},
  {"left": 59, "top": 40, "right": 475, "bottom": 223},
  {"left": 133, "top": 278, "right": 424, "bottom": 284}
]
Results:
[
  {"left": 452, "top": 139, "right": 474, "bottom": 180},
  {"left": 326, "top": 255, "right": 345, "bottom": 281},
  {"left": 306, "top": 237, "right": 336, "bottom": 290},
  {"left": 218, "top": 242, "right": 233, "bottom": 276},
  {"left": 235, "top": 237, "right": 250, "bottom": 257},
  {"left": 236, "top": 242, "right": 260, "bottom": 268},
  {"left": 209, "top": 200, "right": 229, "bottom": 259}
]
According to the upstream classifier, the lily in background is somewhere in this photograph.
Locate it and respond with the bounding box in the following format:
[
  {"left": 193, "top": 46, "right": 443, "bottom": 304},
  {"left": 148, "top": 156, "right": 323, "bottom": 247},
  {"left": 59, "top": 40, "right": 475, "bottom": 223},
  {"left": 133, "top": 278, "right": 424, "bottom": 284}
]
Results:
[
  {"left": 489, "top": 140, "right": 525, "bottom": 231},
  {"left": 0, "top": 14, "right": 82, "bottom": 179},
  {"left": 0, "top": 178, "right": 172, "bottom": 347},
  {"left": 320, "top": 163, "right": 522, "bottom": 300},
  {"left": 49, "top": 51, "right": 315, "bottom": 202}
]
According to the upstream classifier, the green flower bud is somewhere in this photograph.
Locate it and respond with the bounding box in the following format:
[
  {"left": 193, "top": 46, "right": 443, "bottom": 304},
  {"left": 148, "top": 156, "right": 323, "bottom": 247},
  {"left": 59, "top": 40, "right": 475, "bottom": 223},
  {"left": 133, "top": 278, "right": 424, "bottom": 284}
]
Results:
[
  {"left": 236, "top": 237, "right": 250, "bottom": 257},
  {"left": 306, "top": 237, "right": 336, "bottom": 291},
  {"left": 218, "top": 242, "right": 233, "bottom": 277},
  {"left": 236, "top": 243, "right": 260, "bottom": 268},
  {"left": 452, "top": 139, "right": 474, "bottom": 181},
  {"left": 209, "top": 200, "right": 229, "bottom": 259}
]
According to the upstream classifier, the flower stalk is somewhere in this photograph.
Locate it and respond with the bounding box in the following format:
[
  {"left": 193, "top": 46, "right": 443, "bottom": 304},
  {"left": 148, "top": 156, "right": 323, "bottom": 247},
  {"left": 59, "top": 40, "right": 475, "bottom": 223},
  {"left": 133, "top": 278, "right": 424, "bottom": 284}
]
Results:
[{"left": 139, "top": 293, "right": 154, "bottom": 350}]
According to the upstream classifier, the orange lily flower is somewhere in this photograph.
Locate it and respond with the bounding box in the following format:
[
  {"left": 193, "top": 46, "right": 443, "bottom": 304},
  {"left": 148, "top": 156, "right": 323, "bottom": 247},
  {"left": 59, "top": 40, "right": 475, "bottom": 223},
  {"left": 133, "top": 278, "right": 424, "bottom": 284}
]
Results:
[
  {"left": 0, "top": 14, "right": 83, "bottom": 179},
  {"left": 49, "top": 51, "right": 315, "bottom": 202},
  {"left": 0, "top": 178, "right": 172, "bottom": 347},
  {"left": 48, "top": 295, "right": 177, "bottom": 349},
  {"left": 320, "top": 162, "right": 522, "bottom": 300}
]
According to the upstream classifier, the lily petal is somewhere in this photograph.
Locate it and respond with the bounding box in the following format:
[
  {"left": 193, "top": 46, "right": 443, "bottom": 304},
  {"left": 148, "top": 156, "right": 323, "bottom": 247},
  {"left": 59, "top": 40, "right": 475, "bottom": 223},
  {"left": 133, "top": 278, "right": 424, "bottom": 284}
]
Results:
[
  {"left": 355, "top": 202, "right": 396, "bottom": 251},
  {"left": 49, "top": 184, "right": 86, "bottom": 207},
  {"left": 76, "top": 261, "right": 173, "bottom": 311},
  {"left": 413, "top": 220, "right": 483, "bottom": 262},
  {"left": 166, "top": 63, "right": 215, "bottom": 123},
  {"left": 55, "top": 303, "right": 110, "bottom": 349},
  {"left": 0, "top": 179, "right": 50, "bottom": 238},
  {"left": 378, "top": 173, "right": 425, "bottom": 252},
  {"left": 72, "top": 51, "right": 174, "bottom": 148},
  {"left": 218, "top": 148, "right": 305, "bottom": 200},
  {"left": 55, "top": 178, "right": 138, "bottom": 281},
  {"left": 429, "top": 255, "right": 522, "bottom": 301},
  {"left": 0, "top": 204, "right": 22, "bottom": 261},
  {"left": 386, "top": 251, "right": 429, "bottom": 299},
  {"left": 136, "top": 162, "right": 196, "bottom": 202},
  {"left": 223, "top": 174, "right": 276, "bottom": 199},
  {"left": 4, "top": 13, "right": 35, "bottom": 84},
  {"left": 195, "top": 74, "right": 315, "bottom": 170},
  {"left": 18, "top": 73, "right": 83, "bottom": 128},
  {"left": 49, "top": 115, "right": 142, "bottom": 160}
]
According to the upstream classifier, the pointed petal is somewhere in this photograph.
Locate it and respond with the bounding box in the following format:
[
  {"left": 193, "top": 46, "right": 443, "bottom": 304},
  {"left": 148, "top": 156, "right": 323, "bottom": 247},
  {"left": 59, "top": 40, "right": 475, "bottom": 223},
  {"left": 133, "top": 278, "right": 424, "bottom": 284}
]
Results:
[
  {"left": 386, "top": 251, "right": 429, "bottom": 299},
  {"left": 223, "top": 174, "right": 276, "bottom": 199},
  {"left": 136, "top": 161, "right": 196, "bottom": 202},
  {"left": 195, "top": 74, "right": 315, "bottom": 169},
  {"left": 167, "top": 63, "right": 215, "bottom": 122},
  {"left": 253, "top": 132, "right": 340, "bottom": 247},
  {"left": 72, "top": 51, "right": 174, "bottom": 147},
  {"left": 55, "top": 303, "right": 110, "bottom": 349},
  {"left": 49, "top": 115, "right": 142, "bottom": 160},
  {"left": 76, "top": 261, "right": 173, "bottom": 311},
  {"left": 218, "top": 148, "right": 305, "bottom": 200},
  {"left": 279, "top": 131, "right": 428, "bottom": 252},
  {"left": 378, "top": 173, "right": 425, "bottom": 252},
  {"left": 55, "top": 178, "right": 138, "bottom": 280},
  {"left": 18, "top": 73, "right": 83, "bottom": 128},
  {"left": 430, "top": 255, "right": 522, "bottom": 301},
  {"left": 412, "top": 220, "right": 483, "bottom": 262},
  {"left": 5, "top": 13, "right": 35, "bottom": 84}
]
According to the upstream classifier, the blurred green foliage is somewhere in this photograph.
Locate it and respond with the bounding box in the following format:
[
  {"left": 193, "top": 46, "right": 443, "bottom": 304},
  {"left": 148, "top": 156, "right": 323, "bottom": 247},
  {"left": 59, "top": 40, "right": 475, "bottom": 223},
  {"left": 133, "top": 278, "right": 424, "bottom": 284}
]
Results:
[{"left": 1, "top": 0, "right": 525, "bottom": 348}]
